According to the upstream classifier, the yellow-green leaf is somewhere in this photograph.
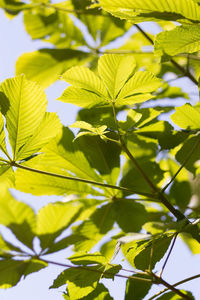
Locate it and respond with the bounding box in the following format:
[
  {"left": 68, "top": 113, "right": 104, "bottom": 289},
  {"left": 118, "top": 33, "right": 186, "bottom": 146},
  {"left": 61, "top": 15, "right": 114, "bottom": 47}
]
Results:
[
  {"left": 16, "top": 112, "right": 62, "bottom": 161},
  {"left": 155, "top": 25, "right": 200, "bottom": 56},
  {"left": 98, "top": 54, "right": 136, "bottom": 98},
  {"left": 0, "top": 75, "right": 47, "bottom": 160},
  {"left": 62, "top": 66, "right": 108, "bottom": 98}
]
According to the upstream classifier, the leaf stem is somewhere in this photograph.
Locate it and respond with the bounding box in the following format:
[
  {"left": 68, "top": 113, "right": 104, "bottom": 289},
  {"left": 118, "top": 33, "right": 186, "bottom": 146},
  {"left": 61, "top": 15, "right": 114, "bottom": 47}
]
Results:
[
  {"left": 134, "top": 24, "right": 198, "bottom": 85},
  {"left": 12, "top": 162, "right": 153, "bottom": 198}
]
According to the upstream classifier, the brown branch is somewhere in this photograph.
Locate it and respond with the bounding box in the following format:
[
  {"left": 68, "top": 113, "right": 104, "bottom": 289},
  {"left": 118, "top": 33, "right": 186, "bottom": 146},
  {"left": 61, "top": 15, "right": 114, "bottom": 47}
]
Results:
[
  {"left": 111, "top": 103, "right": 187, "bottom": 221},
  {"left": 149, "top": 273, "right": 200, "bottom": 300},
  {"left": 151, "top": 273, "right": 193, "bottom": 300}
]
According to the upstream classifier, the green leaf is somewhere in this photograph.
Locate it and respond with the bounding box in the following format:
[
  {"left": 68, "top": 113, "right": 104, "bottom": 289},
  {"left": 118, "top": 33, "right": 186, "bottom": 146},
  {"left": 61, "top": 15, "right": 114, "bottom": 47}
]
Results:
[
  {"left": 98, "top": 54, "right": 136, "bottom": 98},
  {"left": 16, "top": 49, "right": 90, "bottom": 88},
  {"left": 122, "top": 233, "right": 173, "bottom": 271},
  {"left": 171, "top": 104, "right": 200, "bottom": 130},
  {"left": 0, "top": 165, "right": 14, "bottom": 192},
  {"left": 155, "top": 291, "right": 194, "bottom": 299},
  {"left": 0, "top": 258, "right": 47, "bottom": 289},
  {"left": 16, "top": 112, "right": 62, "bottom": 161},
  {"left": 120, "top": 160, "right": 164, "bottom": 194},
  {"left": 57, "top": 86, "right": 107, "bottom": 108},
  {"left": 23, "top": 9, "right": 59, "bottom": 40},
  {"left": 175, "top": 136, "right": 200, "bottom": 173},
  {"left": 125, "top": 274, "right": 152, "bottom": 300},
  {"left": 50, "top": 266, "right": 103, "bottom": 299},
  {"left": 80, "top": 283, "right": 113, "bottom": 300},
  {"left": 155, "top": 25, "right": 200, "bottom": 56},
  {"left": 70, "top": 121, "right": 108, "bottom": 139},
  {"left": 69, "top": 252, "right": 107, "bottom": 266},
  {"left": 15, "top": 155, "right": 101, "bottom": 197},
  {"left": 62, "top": 66, "right": 108, "bottom": 98},
  {"left": 77, "top": 135, "right": 120, "bottom": 186},
  {"left": 0, "top": 75, "right": 47, "bottom": 160},
  {"left": 73, "top": 204, "right": 115, "bottom": 251},
  {"left": 36, "top": 201, "right": 82, "bottom": 249},
  {"left": 114, "top": 200, "right": 148, "bottom": 232},
  {"left": 99, "top": 0, "right": 200, "bottom": 23},
  {"left": 0, "top": 191, "right": 36, "bottom": 249},
  {"left": 0, "top": 113, "right": 7, "bottom": 156},
  {"left": 117, "top": 71, "right": 162, "bottom": 100}
]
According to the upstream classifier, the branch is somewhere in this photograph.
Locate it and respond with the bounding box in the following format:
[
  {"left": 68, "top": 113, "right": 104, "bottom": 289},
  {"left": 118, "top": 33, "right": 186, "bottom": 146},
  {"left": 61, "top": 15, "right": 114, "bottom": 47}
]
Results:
[
  {"left": 12, "top": 161, "right": 153, "bottom": 198},
  {"left": 111, "top": 103, "right": 187, "bottom": 221},
  {"left": 151, "top": 273, "right": 193, "bottom": 300},
  {"left": 148, "top": 273, "right": 200, "bottom": 300},
  {"left": 39, "top": 258, "right": 152, "bottom": 282},
  {"left": 134, "top": 24, "right": 198, "bottom": 85}
]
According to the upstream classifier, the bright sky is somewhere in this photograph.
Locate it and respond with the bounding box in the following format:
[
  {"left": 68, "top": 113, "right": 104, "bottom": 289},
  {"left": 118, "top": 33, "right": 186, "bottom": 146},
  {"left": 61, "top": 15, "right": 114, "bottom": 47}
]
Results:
[{"left": 0, "top": 9, "right": 200, "bottom": 300}]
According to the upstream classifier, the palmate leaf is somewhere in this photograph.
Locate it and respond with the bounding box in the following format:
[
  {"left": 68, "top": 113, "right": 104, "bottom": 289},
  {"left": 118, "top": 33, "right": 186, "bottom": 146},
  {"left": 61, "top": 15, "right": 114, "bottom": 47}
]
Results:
[
  {"left": 155, "top": 24, "right": 200, "bottom": 56},
  {"left": 99, "top": 0, "right": 200, "bottom": 23},
  {"left": 59, "top": 54, "right": 162, "bottom": 108},
  {"left": 16, "top": 49, "right": 90, "bottom": 88},
  {"left": 70, "top": 121, "right": 108, "bottom": 139},
  {"left": 0, "top": 259, "right": 47, "bottom": 289},
  {"left": 36, "top": 201, "right": 82, "bottom": 250},
  {"left": 0, "top": 190, "right": 36, "bottom": 249}
]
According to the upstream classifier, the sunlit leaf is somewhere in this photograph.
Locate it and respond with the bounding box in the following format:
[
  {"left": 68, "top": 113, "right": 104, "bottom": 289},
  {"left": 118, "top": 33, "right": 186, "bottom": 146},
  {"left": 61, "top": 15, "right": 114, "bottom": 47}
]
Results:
[
  {"left": 98, "top": 54, "right": 136, "bottom": 98},
  {"left": 0, "top": 75, "right": 47, "bottom": 160},
  {"left": 16, "top": 49, "right": 90, "bottom": 88}
]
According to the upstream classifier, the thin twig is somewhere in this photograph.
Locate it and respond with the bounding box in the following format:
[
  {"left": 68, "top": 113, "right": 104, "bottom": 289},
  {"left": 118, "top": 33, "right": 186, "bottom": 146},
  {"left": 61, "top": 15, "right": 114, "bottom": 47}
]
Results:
[
  {"left": 134, "top": 24, "right": 198, "bottom": 85},
  {"left": 159, "top": 233, "right": 178, "bottom": 278},
  {"left": 12, "top": 162, "right": 153, "bottom": 198},
  {"left": 162, "top": 136, "right": 200, "bottom": 192},
  {"left": 39, "top": 258, "right": 152, "bottom": 282}
]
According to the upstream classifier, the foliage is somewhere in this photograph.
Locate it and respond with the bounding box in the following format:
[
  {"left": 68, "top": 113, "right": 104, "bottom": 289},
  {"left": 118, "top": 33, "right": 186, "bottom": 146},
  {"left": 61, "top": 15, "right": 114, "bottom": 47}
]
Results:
[{"left": 1, "top": 0, "right": 200, "bottom": 299}]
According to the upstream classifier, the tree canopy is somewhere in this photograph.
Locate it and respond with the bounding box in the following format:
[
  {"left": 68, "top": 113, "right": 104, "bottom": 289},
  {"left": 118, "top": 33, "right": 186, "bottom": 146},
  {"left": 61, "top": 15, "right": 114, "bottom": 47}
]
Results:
[{"left": 0, "top": 0, "right": 200, "bottom": 299}]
